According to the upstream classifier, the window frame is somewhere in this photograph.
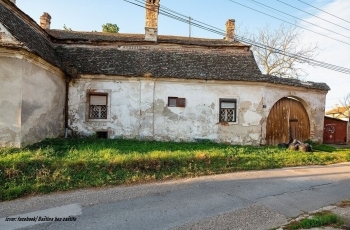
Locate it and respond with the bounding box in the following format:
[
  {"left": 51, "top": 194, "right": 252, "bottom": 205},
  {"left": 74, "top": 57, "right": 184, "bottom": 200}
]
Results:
[
  {"left": 168, "top": 97, "right": 186, "bottom": 108},
  {"left": 88, "top": 92, "right": 108, "bottom": 120},
  {"left": 219, "top": 98, "right": 237, "bottom": 123}
]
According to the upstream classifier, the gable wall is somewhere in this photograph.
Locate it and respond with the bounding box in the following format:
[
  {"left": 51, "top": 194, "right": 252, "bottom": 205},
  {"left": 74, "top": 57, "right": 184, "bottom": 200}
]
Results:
[
  {"left": 68, "top": 76, "right": 327, "bottom": 145},
  {"left": 20, "top": 57, "right": 66, "bottom": 147},
  {"left": 0, "top": 50, "right": 66, "bottom": 147},
  {"left": 0, "top": 56, "right": 22, "bottom": 147}
]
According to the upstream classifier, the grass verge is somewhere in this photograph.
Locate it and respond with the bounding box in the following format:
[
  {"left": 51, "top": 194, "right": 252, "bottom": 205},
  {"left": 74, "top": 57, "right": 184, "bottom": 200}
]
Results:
[
  {"left": 284, "top": 211, "right": 345, "bottom": 229},
  {"left": 1, "top": 138, "right": 349, "bottom": 201}
]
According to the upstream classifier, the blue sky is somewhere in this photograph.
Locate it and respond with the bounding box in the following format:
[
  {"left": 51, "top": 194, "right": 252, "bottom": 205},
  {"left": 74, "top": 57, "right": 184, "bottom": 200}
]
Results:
[{"left": 16, "top": 0, "right": 350, "bottom": 109}]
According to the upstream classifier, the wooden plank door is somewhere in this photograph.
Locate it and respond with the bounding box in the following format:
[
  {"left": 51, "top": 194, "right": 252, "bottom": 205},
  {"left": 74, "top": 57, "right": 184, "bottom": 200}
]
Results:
[{"left": 266, "top": 97, "right": 310, "bottom": 145}]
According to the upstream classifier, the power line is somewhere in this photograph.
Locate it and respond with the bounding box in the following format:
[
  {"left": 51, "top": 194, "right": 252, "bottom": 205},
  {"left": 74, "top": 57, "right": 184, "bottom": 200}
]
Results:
[
  {"left": 128, "top": 0, "right": 350, "bottom": 74},
  {"left": 228, "top": 0, "right": 350, "bottom": 46},
  {"left": 246, "top": 0, "right": 299, "bottom": 23},
  {"left": 123, "top": 0, "right": 350, "bottom": 74},
  {"left": 276, "top": 0, "right": 350, "bottom": 32},
  {"left": 297, "top": 0, "right": 350, "bottom": 25},
  {"left": 247, "top": 0, "right": 350, "bottom": 39}
]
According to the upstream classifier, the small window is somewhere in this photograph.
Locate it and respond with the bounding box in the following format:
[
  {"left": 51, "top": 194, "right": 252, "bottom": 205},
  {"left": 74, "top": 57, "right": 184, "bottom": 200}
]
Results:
[
  {"left": 168, "top": 97, "right": 186, "bottom": 107},
  {"left": 89, "top": 93, "right": 108, "bottom": 119},
  {"left": 219, "top": 99, "right": 237, "bottom": 122},
  {"left": 96, "top": 131, "right": 108, "bottom": 139}
]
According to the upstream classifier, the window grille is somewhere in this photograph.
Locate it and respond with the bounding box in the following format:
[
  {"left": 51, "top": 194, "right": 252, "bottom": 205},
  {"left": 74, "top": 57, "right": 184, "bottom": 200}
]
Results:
[
  {"left": 89, "top": 94, "right": 107, "bottom": 119},
  {"left": 219, "top": 99, "right": 236, "bottom": 122}
]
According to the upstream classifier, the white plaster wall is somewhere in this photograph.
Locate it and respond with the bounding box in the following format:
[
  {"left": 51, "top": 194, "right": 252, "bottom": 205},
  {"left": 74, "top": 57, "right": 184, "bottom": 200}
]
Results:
[
  {"left": 68, "top": 76, "right": 327, "bottom": 145},
  {"left": 0, "top": 53, "right": 66, "bottom": 147},
  {"left": 20, "top": 59, "right": 66, "bottom": 146},
  {"left": 0, "top": 56, "right": 22, "bottom": 147},
  {"left": 152, "top": 81, "right": 264, "bottom": 145},
  {"left": 68, "top": 78, "right": 141, "bottom": 138}
]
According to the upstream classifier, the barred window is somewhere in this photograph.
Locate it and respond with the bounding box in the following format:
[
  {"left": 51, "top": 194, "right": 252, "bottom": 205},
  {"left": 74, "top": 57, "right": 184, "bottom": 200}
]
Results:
[
  {"left": 219, "top": 99, "right": 236, "bottom": 122},
  {"left": 89, "top": 94, "right": 108, "bottom": 119}
]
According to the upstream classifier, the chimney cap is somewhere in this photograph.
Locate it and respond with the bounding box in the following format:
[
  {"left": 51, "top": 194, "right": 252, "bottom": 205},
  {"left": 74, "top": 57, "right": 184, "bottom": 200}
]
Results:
[{"left": 40, "top": 12, "right": 51, "bottom": 19}]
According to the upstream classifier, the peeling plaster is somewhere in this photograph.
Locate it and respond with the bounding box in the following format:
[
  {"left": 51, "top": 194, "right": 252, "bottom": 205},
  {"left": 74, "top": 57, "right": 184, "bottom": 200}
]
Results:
[
  {"left": 243, "top": 110, "right": 262, "bottom": 126},
  {"left": 67, "top": 77, "right": 327, "bottom": 145}
]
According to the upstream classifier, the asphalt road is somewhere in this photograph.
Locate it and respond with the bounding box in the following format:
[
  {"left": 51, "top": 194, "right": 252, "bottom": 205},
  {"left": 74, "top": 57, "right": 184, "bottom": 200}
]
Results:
[{"left": 1, "top": 162, "right": 350, "bottom": 230}]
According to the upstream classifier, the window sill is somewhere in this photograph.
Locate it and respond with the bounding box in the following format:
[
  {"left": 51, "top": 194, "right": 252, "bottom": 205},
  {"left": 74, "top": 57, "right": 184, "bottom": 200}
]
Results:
[
  {"left": 218, "top": 121, "right": 238, "bottom": 126},
  {"left": 86, "top": 118, "right": 110, "bottom": 122}
]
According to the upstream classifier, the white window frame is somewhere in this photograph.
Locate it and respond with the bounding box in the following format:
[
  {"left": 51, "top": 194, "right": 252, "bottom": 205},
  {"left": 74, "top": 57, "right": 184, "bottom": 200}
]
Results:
[
  {"left": 218, "top": 96, "right": 239, "bottom": 124},
  {"left": 86, "top": 90, "right": 111, "bottom": 122}
]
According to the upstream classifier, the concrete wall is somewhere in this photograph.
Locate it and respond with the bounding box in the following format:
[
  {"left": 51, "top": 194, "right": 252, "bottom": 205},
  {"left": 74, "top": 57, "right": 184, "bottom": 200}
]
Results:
[
  {"left": 68, "top": 76, "right": 328, "bottom": 145},
  {"left": 0, "top": 52, "right": 66, "bottom": 147}
]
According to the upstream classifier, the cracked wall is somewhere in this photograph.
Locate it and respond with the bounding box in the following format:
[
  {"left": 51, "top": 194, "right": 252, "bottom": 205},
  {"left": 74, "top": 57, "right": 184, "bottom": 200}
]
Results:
[{"left": 69, "top": 76, "right": 327, "bottom": 145}]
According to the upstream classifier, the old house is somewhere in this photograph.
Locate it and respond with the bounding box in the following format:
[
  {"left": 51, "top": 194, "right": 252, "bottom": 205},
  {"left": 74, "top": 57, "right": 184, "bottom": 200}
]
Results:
[
  {"left": 0, "top": 0, "right": 330, "bottom": 147},
  {"left": 326, "top": 106, "right": 350, "bottom": 122}
]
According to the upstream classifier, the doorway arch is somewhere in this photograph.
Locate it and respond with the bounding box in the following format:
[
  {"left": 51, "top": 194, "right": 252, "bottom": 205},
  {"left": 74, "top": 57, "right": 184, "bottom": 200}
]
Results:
[{"left": 266, "top": 97, "right": 310, "bottom": 145}]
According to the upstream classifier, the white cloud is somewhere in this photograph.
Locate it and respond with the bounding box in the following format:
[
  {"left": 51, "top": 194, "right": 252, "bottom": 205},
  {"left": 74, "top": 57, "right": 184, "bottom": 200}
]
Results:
[{"left": 300, "top": 0, "right": 350, "bottom": 110}]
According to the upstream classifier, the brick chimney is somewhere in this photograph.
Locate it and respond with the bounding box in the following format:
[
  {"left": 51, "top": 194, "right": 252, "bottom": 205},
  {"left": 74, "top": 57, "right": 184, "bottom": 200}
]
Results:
[
  {"left": 145, "top": 0, "right": 160, "bottom": 42},
  {"left": 40, "top": 12, "right": 51, "bottom": 30},
  {"left": 225, "top": 19, "right": 235, "bottom": 42}
]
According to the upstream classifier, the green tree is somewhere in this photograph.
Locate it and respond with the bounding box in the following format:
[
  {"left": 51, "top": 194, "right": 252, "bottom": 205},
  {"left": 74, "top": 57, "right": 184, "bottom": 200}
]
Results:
[
  {"left": 102, "top": 23, "right": 119, "bottom": 33},
  {"left": 63, "top": 24, "right": 72, "bottom": 31}
]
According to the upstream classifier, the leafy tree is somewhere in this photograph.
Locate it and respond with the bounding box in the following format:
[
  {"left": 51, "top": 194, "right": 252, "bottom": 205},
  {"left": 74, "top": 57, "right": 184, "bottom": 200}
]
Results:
[
  {"left": 249, "top": 24, "right": 319, "bottom": 79},
  {"left": 102, "top": 23, "right": 119, "bottom": 33},
  {"left": 63, "top": 24, "right": 72, "bottom": 31}
]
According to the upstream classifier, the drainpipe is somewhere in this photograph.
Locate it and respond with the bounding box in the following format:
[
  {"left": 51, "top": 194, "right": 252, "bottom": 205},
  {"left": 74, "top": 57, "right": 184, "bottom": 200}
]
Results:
[{"left": 64, "top": 79, "right": 71, "bottom": 138}]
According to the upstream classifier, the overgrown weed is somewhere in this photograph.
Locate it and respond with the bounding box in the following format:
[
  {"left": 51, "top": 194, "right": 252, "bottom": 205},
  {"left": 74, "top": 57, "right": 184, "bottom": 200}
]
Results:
[{"left": 0, "top": 138, "right": 349, "bottom": 201}]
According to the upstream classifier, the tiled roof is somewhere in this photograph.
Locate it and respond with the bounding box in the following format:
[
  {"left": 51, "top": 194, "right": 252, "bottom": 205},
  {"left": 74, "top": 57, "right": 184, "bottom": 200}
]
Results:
[
  {"left": 262, "top": 75, "right": 330, "bottom": 91},
  {"left": 55, "top": 45, "right": 260, "bottom": 79},
  {"left": 0, "top": 1, "right": 62, "bottom": 68},
  {"left": 47, "top": 29, "right": 248, "bottom": 47},
  {"left": 0, "top": 1, "right": 330, "bottom": 91},
  {"left": 54, "top": 44, "right": 329, "bottom": 90}
]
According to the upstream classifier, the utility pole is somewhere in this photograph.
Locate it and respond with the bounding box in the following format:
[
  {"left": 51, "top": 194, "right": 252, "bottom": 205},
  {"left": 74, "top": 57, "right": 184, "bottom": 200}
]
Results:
[{"left": 189, "top": 17, "right": 192, "bottom": 37}]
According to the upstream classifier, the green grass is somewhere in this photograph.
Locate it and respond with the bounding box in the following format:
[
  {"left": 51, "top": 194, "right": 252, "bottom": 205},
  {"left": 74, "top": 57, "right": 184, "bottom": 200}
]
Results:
[
  {"left": 284, "top": 211, "right": 345, "bottom": 229},
  {"left": 1, "top": 138, "right": 349, "bottom": 201}
]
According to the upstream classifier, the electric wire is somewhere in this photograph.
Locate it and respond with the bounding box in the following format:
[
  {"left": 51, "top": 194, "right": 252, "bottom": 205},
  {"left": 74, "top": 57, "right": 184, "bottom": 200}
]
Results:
[
  {"left": 228, "top": 0, "right": 350, "bottom": 46},
  {"left": 123, "top": 0, "right": 350, "bottom": 74},
  {"left": 127, "top": 0, "right": 350, "bottom": 74},
  {"left": 297, "top": 0, "right": 350, "bottom": 25},
  {"left": 247, "top": 0, "right": 350, "bottom": 38},
  {"left": 276, "top": 0, "right": 350, "bottom": 32},
  {"left": 247, "top": 0, "right": 302, "bottom": 24}
]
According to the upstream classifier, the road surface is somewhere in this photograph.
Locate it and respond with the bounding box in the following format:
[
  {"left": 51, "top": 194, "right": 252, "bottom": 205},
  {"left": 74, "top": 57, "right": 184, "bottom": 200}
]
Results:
[{"left": 1, "top": 162, "right": 350, "bottom": 230}]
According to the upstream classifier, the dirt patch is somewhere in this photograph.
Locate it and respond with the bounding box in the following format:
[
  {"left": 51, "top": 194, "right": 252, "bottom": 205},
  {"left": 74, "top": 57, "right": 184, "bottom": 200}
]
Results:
[{"left": 336, "top": 200, "right": 350, "bottom": 208}]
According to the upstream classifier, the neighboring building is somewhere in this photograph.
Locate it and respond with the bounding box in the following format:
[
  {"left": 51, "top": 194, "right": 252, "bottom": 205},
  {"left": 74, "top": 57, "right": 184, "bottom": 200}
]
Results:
[
  {"left": 323, "top": 116, "right": 348, "bottom": 144},
  {"left": 325, "top": 106, "right": 350, "bottom": 122},
  {"left": 0, "top": 0, "right": 330, "bottom": 147}
]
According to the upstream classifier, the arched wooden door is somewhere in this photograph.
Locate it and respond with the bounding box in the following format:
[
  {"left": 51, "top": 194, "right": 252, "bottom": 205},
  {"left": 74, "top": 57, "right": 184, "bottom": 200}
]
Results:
[{"left": 266, "top": 97, "right": 310, "bottom": 145}]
